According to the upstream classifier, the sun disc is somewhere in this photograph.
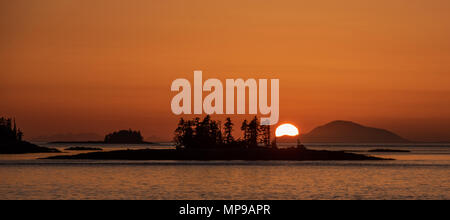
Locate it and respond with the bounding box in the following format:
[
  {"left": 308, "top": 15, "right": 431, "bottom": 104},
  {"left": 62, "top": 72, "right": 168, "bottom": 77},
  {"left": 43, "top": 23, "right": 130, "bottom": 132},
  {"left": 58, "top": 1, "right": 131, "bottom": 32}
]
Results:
[{"left": 275, "top": 123, "right": 299, "bottom": 137}]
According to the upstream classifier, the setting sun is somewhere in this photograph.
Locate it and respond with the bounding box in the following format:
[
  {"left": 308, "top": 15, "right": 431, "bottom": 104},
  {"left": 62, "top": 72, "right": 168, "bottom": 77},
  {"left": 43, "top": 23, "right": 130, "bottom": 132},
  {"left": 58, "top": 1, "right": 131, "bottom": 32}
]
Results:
[{"left": 275, "top": 123, "right": 299, "bottom": 137}]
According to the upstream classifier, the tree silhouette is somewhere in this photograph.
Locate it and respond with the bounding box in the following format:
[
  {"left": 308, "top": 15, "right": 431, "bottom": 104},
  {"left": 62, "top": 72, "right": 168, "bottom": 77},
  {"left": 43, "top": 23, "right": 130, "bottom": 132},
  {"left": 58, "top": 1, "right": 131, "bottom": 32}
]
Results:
[
  {"left": 174, "top": 115, "right": 223, "bottom": 149},
  {"left": 174, "top": 118, "right": 195, "bottom": 149},
  {"left": 223, "top": 117, "right": 234, "bottom": 144},
  {"left": 247, "top": 116, "right": 260, "bottom": 148},
  {"left": 174, "top": 115, "right": 273, "bottom": 149},
  {"left": 241, "top": 119, "right": 249, "bottom": 146},
  {"left": 260, "top": 124, "right": 271, "bottom": 147},
  {"left": 0, "top": 117, "right": 23, "bottom": 143}
]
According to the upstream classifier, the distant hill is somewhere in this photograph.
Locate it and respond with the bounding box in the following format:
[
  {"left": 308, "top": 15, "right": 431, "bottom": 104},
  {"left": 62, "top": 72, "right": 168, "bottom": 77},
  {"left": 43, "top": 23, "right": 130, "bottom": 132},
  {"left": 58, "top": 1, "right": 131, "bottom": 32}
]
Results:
[
  {"left": 300, "top": 121, "right": 410, "bottom": 143},
  {"left": 31, "top": 133, "right": 103, "bottom": 142}
]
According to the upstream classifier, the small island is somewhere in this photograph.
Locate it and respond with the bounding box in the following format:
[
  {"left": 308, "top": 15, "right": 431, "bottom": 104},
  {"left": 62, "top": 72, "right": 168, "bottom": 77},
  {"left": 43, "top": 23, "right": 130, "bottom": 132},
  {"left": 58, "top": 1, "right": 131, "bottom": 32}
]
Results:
[
  {"left": 50, "top": 129, "right": 153, "bottom": 144},
  {"left": 0, "top": 117, "right": 60, "bottom": 154},
  {"left": 64, "top": 146, "right": 103, "bottom": 151},
  {"left": 45, "top": 116, "right": 388, "bottom": 161},
  {"left": 104, "top": 129, "right": 146, "bottom": 144}
]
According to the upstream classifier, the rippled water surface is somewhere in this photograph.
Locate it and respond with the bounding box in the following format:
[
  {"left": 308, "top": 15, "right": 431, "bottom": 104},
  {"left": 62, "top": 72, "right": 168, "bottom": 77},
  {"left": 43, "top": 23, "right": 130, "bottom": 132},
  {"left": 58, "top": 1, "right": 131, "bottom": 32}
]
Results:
[{"left": 0, "top": 143, "right": 449, "bottom": 200}]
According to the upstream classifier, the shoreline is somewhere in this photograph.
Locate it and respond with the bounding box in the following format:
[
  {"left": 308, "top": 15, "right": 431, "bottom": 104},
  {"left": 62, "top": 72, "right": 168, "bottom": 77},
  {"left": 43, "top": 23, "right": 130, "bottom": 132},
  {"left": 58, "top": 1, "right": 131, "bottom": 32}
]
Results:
[{"left": 0, "top": 141, "right": 60, "bottom": 154}]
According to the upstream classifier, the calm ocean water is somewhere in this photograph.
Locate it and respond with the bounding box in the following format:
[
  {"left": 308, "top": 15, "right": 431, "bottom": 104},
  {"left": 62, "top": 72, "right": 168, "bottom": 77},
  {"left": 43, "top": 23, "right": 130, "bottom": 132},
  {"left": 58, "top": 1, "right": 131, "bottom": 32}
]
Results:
[{"left": 0, "top": 143, "right": 449, "bottom": 200}]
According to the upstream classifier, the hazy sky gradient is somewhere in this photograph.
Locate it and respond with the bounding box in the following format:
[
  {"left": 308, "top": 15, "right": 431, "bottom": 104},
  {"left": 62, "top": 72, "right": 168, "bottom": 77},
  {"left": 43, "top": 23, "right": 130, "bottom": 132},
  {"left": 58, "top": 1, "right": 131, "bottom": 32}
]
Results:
[{"left": 1, "top": 0, "right": 450, "bottom": 141}]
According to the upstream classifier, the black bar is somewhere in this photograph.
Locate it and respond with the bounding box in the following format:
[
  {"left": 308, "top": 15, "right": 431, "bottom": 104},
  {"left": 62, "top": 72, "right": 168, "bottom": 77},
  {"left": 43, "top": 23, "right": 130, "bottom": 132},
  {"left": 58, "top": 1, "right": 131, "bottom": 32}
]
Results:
[{"left": 2, "top": 200, "right": 444, "bottom": 219}]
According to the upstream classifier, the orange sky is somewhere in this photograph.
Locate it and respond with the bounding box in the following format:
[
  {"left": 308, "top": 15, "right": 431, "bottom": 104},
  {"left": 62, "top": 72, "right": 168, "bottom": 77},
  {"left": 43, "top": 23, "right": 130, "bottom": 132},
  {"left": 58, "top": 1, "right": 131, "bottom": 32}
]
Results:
[{"left": 1, "top": 0, "right": 450, "bottom": 142}]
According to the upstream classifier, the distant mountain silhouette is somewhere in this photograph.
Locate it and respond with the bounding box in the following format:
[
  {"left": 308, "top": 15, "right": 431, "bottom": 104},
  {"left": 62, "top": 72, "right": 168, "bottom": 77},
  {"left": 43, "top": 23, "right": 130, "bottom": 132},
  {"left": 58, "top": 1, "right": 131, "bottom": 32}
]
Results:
[
  {"left": 32, "top": 133, "right": 103, "bottom": 142},
  {"left": 301, "top": 120, "right": 410, "bottom": 143}
]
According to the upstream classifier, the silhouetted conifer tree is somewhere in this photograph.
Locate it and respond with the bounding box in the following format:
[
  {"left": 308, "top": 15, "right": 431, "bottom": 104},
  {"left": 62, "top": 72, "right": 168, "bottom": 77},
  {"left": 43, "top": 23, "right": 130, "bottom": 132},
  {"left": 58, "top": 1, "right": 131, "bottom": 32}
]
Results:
[
  {"left": 223, "top": 117, "right": 234, "bottom": 144},
  {"left": 0, "top": 117, "right": 25, "bottom": 143},
  {"left": 241, "top": 120, "right": 249, "bottom": 146},
  {"left": 247, "top": 116, "right": 260, "bottom": 148},
  {"left": 260, "top": 124, "right": 271, "bottom": 147}
]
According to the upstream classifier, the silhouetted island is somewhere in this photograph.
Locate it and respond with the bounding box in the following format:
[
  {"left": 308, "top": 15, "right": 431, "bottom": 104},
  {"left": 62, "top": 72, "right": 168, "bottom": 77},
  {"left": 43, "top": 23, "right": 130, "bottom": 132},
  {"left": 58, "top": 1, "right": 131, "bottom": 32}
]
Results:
[
  {"left": 65, "top": 146, "right": 103, "bottom": 151},
  {"left": 0, "top": 117, "right": 60, "bottom": 154},
  {"left": 50, "top": 129, "right": 153, "bottom": 144},
  {"left": 45, "top": 116, "right": 388, "bottom": 161},
  {"left": 300, "top": 121, "right": 410, "bottom": 143},
  {"left": 44, "top": 148, "right": 386, "bottom": 161}
]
